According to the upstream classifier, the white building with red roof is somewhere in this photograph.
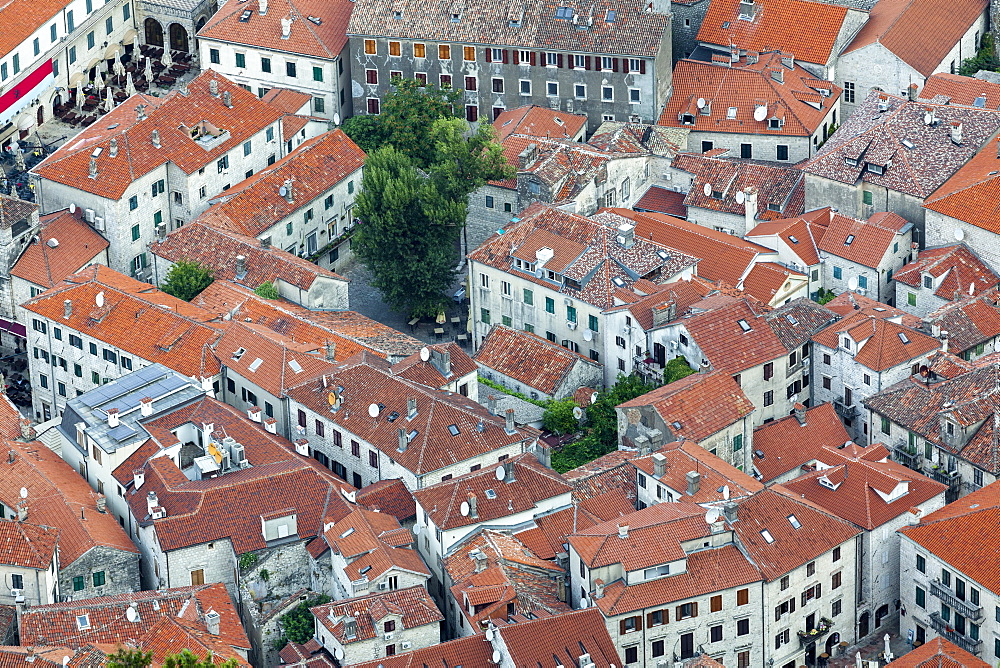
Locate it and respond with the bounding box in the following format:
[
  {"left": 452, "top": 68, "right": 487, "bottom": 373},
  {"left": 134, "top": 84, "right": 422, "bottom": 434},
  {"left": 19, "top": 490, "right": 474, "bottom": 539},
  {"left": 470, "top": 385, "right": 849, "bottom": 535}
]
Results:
[
  {"left": 893, "top": 244, "right": 1000, "bottom": 317},
  {"left": 923, "top": 287, "right": 1000, "bottom": 362},
  {"left": 0, "top": 520, "right": 59, "bottom": 607}
]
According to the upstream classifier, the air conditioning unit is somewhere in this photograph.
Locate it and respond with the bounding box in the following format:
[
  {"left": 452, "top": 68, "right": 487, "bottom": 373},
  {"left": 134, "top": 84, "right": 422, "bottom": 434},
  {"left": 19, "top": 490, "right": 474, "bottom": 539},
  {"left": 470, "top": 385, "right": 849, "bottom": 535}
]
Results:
[
  {"left": 10, "top": 588, "right": 23, "bottom": 602},
  {"left": 567, "top": 321, "right": 578, "bottom": 330},
  {"left": 93, "top": 216, "right": 105, "bottom": 231},
  {"left": 563, "top": 297, "right": 574, "bottom": 306},
  {"left": 669, "top": 340, "right": 678, "bottom": 350},
  {"left": 384, "top": 633, "right": 394, "bottom": 641},
  {"left": 378, "top": 581, "right": 389, "bottom": 590},
  {"left": 401, "top": 641, "right": 412, "bottom": 650},
  {"left": 84, "top": 208, "right": 95, "bottom": 223},
  {"left": 802, "top": 357, "right": 810, "bottom": 368},
  {"left": 622, "top": 325, "right": 632, "bottom": 335}
]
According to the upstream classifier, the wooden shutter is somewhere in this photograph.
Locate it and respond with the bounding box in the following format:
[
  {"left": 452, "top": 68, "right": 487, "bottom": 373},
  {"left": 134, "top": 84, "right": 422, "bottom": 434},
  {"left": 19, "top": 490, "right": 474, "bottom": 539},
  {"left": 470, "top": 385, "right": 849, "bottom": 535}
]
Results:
[
  {"left": 530, "top": 52, "right": 536, "bottom": 66},
  {"left": 711, "top": 595, "right": 722, "bottom": 612},
  {"left": 801, "top": 592, "right": 807, "bottom": 607},
  {"left": 619, "top": 619, "right": 628, "bottom": 635},
  {"left": 557, "top": 53, "right": 564, "bottom": 68},
  {"left": 612, "top": 57, "right": 619, "bottom": 72},
  {"left": 485, "top": 49, "right": 492, "bottom": 62},
  {"left": 691, "top": 602, "right": 698, "bottom": 618},
  {"left": 639, "top": 59, "right": 646, "bottom": 74},
  {"left": 775, "top": 606, "right": 781, "bottom": 622},
  {"left": 502, "top": 49, "right": 509, "bottom": 63},
  {"left": 513, "top": 50, "right": 520, "bottom": 64},
  {"left": 816, "top": 583, "right": 822, "bottom": 598},
  {"left": 790, "top": 597, "right": 796, "bottom": 612},
  {"left": 623, "top": 59, "right": 630, "bottom": 73},
  {"left": 677, "top": 605, "right": 685, "bottom": 620},
  {"left": 737, "top": 588, "right": 749, "bottom": 606},
  {"left": 585, "top": 56, "right": 591, "bottom": 70},
  {"left": 636, "top": 615, "right": 643, "bottom": 631},
  {"left": 539, "top": 51, "right": 546, "bottom": 65},
  {"left": 647, "top": 612, "right": 656, "bottom": 627}
]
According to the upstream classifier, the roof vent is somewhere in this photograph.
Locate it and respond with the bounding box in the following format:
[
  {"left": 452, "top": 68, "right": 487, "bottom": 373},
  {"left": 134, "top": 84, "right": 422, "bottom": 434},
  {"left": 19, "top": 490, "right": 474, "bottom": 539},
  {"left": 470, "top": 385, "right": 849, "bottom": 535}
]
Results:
[
  {"left": 109, "top": 137, "right": 118, "bottom": 158},
  {"left": 617, "top": 524, "right": 628, "bottom": 539},
  {"left": 950, "top": 121, "right": 963, "bottom": 145},
  {"left": 258, "top": 0, "right": 267, "bottom": 14},
  {"left": 222, "top": 90, "right": 233, "bottom": 108},
  {"left": 686, "top": 470, "right": 701, "bottom": 496},
  {"left": 88, "top": 157, "right": 98, "bottom": 180},
  {"left": 151, "top": 129, "right": 161, "bottom": 149}
]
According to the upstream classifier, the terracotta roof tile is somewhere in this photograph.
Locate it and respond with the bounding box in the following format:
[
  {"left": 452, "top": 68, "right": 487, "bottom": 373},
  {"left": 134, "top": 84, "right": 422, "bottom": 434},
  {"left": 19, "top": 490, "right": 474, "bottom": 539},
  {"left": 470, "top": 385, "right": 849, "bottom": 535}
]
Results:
[
  {"left": 925, "top": 288, "right": 1000, "bottom": 353},
  {"left": 633, "top": 186, "right": 688, "bottom": 217},
  {"left": 894, "top": 244, "right": 999, "bottom": 301},
  {"left": 633, "top": 440, "right": 764, "bottom": 500},
  {"left": 886, "top": 636, "right": 991, "bottom": 668},
  {"left": 923, "top": 133, "right": 1000, "bottom": 234},
  {"left": 804, "top": 92, "right": 1000, "bottom": 199},
  {"left": 816, "top": 210, "right": 910, "bottom": 269},
  {"left": 696, "top": 0, "right": 849, "bottom": 65},
  {"left": 0, "top": 520, "right": 58, "bottom": 569},
  {"left": 199, "top": 0, "right": 353, "bottom": 59},
  {"left": 752, "top": 403, "right": 852, "bottom": 481},
  {"left": 587, "top": 122, "right": 689, "bottom": 158},
  {"left": 813, "top": 315, "right": 940, "bottom": 372},
  {"left": 918, "top": 73, "right": 1000, "bottom": 110},
  {"left": 494, "top": 105, "right": 588, "bottom": 141},
  {"left": 746, "top": 208, "right": 832, "bottom": 268},
  {"left": 348, "top": 635, "right": 492, "bottom": 668},
  {"left": 740, "top": 262, "right": 806, "bottom": 303},
  {"left": 391, "top": 342, "right": 478, "bottom": 389},
  {"left": 32, "top": 72, "right": 284, "bottom": 200},
  {"left": 495, "top": 608, "right": 621, "bottom": 667},
  {"left": 355, "top": 478, "right": 417, "bottom": 521},
  {"left": 620, "top": 371, "right": 755, "bottom": 443},
  {"left": 475, "top": 325, "right": 602, "bottom": 396},
  {"left": 10, "top": 209, "right": 108, "bottom": 288},
  {"left": 260, "top": 88, "right": 313, "bottom": 114},
  {"left": 311, "top": 586, "right": 442, "bottom": 644},
  {"left": 843, "top": 0, "right": 988, "bottom": 78},
  {"left": 661, "top": 54, "right": 840, "bottom": 137}
]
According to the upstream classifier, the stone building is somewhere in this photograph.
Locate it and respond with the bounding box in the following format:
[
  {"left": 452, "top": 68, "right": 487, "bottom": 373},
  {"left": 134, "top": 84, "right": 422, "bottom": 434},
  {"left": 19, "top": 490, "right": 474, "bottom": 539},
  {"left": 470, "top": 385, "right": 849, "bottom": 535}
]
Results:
[
  {"left": 0, "top": 520, "right": 59, "bottom": 607},
  {"left": 923, "top": 288, "right": 1000, "bottom": 362},
  {"left": 345, "top": 0, "right": 673, "bottom": 132},
  {"left": 137, "top": 0, "right": 214, "bottom": 61},
  {"left": 631, "top": 441, "right": 764, "bottom": 509},
  {"left": 894, "top": 244, "right": 1000, "bottom": 318},
  {"left": 817, "top": 210, "right": 914, "bottom": 305},
  {"left": 751, "top": 402, "right": 852, "bottom": 484},
  {"left": 0, "top": 195, "right": 42, "bottom": 351}
]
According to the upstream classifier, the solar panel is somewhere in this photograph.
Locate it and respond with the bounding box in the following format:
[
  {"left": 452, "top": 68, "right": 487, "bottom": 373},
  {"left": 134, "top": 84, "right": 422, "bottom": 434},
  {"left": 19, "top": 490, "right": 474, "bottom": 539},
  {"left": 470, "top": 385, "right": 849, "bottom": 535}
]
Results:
[{"left": 108, "top": 425, "right": 138, "bottom": 441}]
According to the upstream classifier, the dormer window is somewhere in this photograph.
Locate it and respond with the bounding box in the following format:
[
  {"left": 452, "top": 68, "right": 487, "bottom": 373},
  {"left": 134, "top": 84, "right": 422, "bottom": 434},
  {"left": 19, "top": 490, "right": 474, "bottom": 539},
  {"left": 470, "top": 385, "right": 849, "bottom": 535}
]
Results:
[
  {"left": 555, "top": 6, "right": 574, "bottom": 19},
  {"left": 842, "top": 337, "right": 851, "bottom": 350},
  {"left": 845, "top": 157, "right": 858, "bottom": 167},
  {"left": 867, "top": 163, "right": 885, "bottom": 175},
  {"left": 768, "top": 118, "right": 782, "bottom": 129},
  {"left": 681, "top": 114, "right": 695, "bottom": 125},
  {"left": 923, "top": 275, "right": 933, "bottom": 289},
  {"left": 450, "top": 12, "right": 461, "bottom": 21},
  {"left": 643, "top": 564, "right": 670, "bottom": 579},
  {"left": 737, "top": 319, "right": 751, "bottom": 332}
]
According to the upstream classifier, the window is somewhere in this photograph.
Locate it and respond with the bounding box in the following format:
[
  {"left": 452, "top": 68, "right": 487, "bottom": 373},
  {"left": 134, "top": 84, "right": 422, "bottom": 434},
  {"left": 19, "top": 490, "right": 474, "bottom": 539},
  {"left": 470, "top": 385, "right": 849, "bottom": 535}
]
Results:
[
  {"left": 440, "top": 74, "right": 452, "bottom": 88},
  {"left": 492, "top": 77, "right": 504, "bottom": 93},
  {"left": 87, "top": 31, "right": 95, "bottom": 49},
  {"left": 33, "top": 38, "right": 39, "bottom": 56},
  {"left": 711, "top": 595, "right": 723, "bottom": 612},
  {"left": 588, "top": 314, "right": 599, "bottom": 332},
  {"left": 566, "top": 305, "right": 577, "bottom": 323},
  {"left": 367, "top": 98, "right": 381, "bottom": 114},
  {"left": 93, "top": 571, "right": 106, "bottom": 586},
  {"left": 547, "top": 81, "right": 558, "bottom": 97},
  {"left": 832, "top": 571, "right": 842, "bottom": 589},
  {"left": 602, "top": 86, "right": 613, "bottom": 101},
  {"left": 676, "top": 602, "right": 698, "bottom": 619},
  {"left": 369, "top": 450, "right": 378, "bottom": 467},
  {"left": 710, "top": 625, "right": 723, "bottom": 642},
  {"left": 523, "top": 289, "right": 533, "bottom": 305},
  {"left": 620, "top": 616, "right": 640, "bottom": 634},
  {"left": 463, "top": 45, "right": 475, "bottom": 61},
  {"left": 915, "top": 586, "right": 926, "bottom": 608},
  {"left": 209, "top": 48, "right": 220, "bottom": 64},
  {"left": 366, "top": 69, "right": 378, "bottom": 84},
  {"left": 412, "top": 42, "right": 426, "bottom": 58},
  {"left": 737, "top": 618, "right": 750, "bottom": 635},
  {"left": 764, "top": 390, "right": 773, "bottom": 407},
  {"left": 763, "top": 362, "right": 773, "bottom": 380},
  {"left": 283, "top": 61, "right": 296, "bottom": 77},
  {"left": 844, "top": 81, "right": 855, "bottom": 103},
  {"left": 233, "top": 52, "right": 245, "bottom": 68},
  {"left": 481, "top": 308, "right": 491, "bottom": 325},
  {"left": 364, "top": 39, "right": 376, "bottom": 54},
  {"left": 438, "top": 44, "right": 450, "bottom": 59},
  {"left": 105, "top": 16, "right": 113, "bottom": 34},
  {"left": 575, "top": 84, "right": 586, "bottom": 99},
  {"left": 624, "top": 647, "right": 638, "bottom": 664},
  {"left": 51, "top": 23, "right": 57, "bottom": 42},
  {"left": 73, "top": 575, "right": 85, "bottom": 591},
  {"left": 313, "top": 97, "right": 325, "bottom": 113},
  {"left": 68, "top": 46, "right": 76, "bottom": 64},
  {"left": 545, "top": 297, "right": 555, "bottom": 314}
]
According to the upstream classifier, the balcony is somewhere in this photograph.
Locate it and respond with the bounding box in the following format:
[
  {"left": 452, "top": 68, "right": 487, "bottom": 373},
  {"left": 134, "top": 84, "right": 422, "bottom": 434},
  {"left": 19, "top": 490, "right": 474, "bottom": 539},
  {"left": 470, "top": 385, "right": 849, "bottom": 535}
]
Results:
[
  {"left": 928, "top": 612, "right": 982, "bottom": 654},
  {"left": 892, "top": 441, "right": 921, "bottom": 471},
  {"left": 930, "top": 580, "right": 983, "bottom": 621},
  {"left": 833, "top": 396, "right": 858, "bottom": 418},
  {"left": 797, "top": 617, "right": 834, "bottom": 648},
  {"left": 929, "top": 467, "right": 962, "bottom": 488}
]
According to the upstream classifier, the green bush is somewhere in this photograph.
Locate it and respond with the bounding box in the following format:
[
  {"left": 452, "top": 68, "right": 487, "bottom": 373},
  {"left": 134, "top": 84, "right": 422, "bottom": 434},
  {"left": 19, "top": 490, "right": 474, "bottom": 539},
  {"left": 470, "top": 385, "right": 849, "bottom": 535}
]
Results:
[
  {"left": 663, "top": 356, "right": 696, "bottom": 384},
  {"left": 278, "top": 595, "right": 330, "bottom": 645},
  {"left": 815, "top": 288, "right": 836, "bottom": 305},
  {"left": 254, "top": 281, "right": 280, "bottom": 299},
  {"left": 542, "top": 399, "right": 579, "bottom": 435},
  {"left": 160, "top": 260, "right": 213, "bottom": 302}
]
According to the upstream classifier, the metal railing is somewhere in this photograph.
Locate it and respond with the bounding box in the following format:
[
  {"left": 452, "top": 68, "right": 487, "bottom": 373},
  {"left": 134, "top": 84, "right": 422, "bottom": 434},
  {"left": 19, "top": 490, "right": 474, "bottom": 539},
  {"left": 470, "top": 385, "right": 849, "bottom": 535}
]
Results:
[
  {"left": 928, "top": 612, "right": 981, "bottom": 654},
  {"left": 930, "top": 580, "right": 983, "bottom": 621}
]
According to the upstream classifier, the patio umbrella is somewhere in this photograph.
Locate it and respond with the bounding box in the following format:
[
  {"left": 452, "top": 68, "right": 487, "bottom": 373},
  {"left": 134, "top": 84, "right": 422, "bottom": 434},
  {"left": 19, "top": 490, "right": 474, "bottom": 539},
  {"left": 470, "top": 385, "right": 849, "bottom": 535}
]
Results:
[
  {"left": 94, "top": 70, "right": 104, "bottom": 92},
  {"left": 103, "top": 87, "right": 114, "bottom": 113},
  {"left": 883, "top": 634, "right": 893, "bottom": 663},
  {"left": 125, "top": 71, "right": 136, "bottom": 96},
  {"left": 13, "top": 149, "right": 25, "bottom": 171},
  {"left": 8, "top": 183, "right": 17, "bottom": 199},
  {"left": 76, "top": 83, "right": 84, "bottom": 110},
  {"left": 144, "top": 57, "right": 153, "bottom": 82},
  {"left": 161, "top": 49, "right": 173, "bottom": 68},
  {"left": 113, "top": 50, "right": 125, "bottom": 77}
]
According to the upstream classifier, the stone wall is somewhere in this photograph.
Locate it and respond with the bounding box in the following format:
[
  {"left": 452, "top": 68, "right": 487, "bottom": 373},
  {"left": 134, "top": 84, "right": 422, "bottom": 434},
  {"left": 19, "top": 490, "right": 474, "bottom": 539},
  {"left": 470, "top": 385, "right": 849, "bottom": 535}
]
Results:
[{"left": 61, "top": 545, "right": 140, "bottom": 600}]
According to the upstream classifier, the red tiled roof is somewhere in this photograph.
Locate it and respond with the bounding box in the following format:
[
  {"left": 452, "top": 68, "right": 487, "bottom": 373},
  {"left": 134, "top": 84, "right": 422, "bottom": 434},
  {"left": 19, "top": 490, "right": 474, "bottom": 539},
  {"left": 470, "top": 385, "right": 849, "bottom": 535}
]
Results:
[
  {"left": 475, "top": 325, "right": 601, "bottom": 396},
  {"left": 633, "top": 186, "right": 688, "bottom": 217},
  {"left": 620, "top": 371, "right": 755, "bottom": 443},
  {"left": 633, "top": 440, "right": 764, "bottom": 501},
  {"left": 899, "top": 482, "right": 1000, "bottom": 595},
  {"left": 660, "top": 54, "right": 840, "bottom": 137},
  {"left": 671, "top": 152, "right": 805, "bottom": 220},
  {"left": 696, "top": 0, "right": 849, "bottom": 65},
  {"left": 678, "top": 296, "right": 786, "bottom": 375},
  {"left": 740, "top": 262, "right": 806, "bottom": 304},
  {"left": 311, "top": 586, "right": 442, "bottom": 644},
  {"left": 153, "top": 221, "right": 348, "bottom": 292},
  {"left": 199, "top": 0, "right": 354, "bottom": 59},
  {"left": 816, "top": 210, "right": 910, "bottom": 269},
  {"left": 924, "top": 135, "right": 1000, "bottom": 234},
  {"left": 494, "top": 105, "right": 588, "bottom": 141},
  {"left": 355, "top": 478, "right": 416, "bottom": 521},
  {"left": 413, "top": 453, "right": 571, "bottom": 531},
  {"left": 886, "top": 636, "right": 991, "bottom": 668},
  {"left": 843, "top": 0, "right": 988, "bottom": 78},
  {"left": 32, "top": 72, "right": 284, "bottom": 200},
  {"left": 260, "top": 88, "right": 313, "bottom": 115},
  {"left": 0, "top": 520, "right": 58, "bottom": 569},
  {"left": 918, "top": 73, "right": 1000, "bottom": 110},
  {"left": 813, "top": 315, "right": 940, "bottom": 372},
  {"left": 587, "top": 123, "right": 689, "bottom": 158},
  {"left": 926, "top": 288, "right": 1000, "bottom": 353},
  {"left": 0, "top": 441, "right": 137, "bottom": 566},
  {"left": 805, "top": 92, "right": 1000, "bottom": 199},
  {"left": 746, "top": 208, "right": 832, "bottom": 268},
  {"left": 391, "top": 342, "right": 478, "bottom": 389},
  {"left": 10, "top": 209, "right": 108, "bottom": 288},
  {"left": 752, "top": 403, "right": 851, "bottom": 481},
  {"left": 604, "top": 278, "right": 714, "bottom": 332},
  {"left": 495, "top": 608, "right": 621, "bottom": 667},
  {"left": 894, "top": 244, "right": 999, "bottom": 300},
  {"left": 23, "top": 266, "right": 223, "bottom": 378},
  {"left": 782, "top": 446, "right": 946, "bottom": 530},
  {"left": 19, "top": 584, "right": 250, "bottom": 654},
  {"left": 198, "top": 130, "right": 364, "bottom": 238},
  {"left": 0, "top": 394, "right": 22, "bottom": 442},
  {"left": 594, "top": 544, "right": 762, "bottom": 615},
  {"left": 349, "top": 635, "right": 491, "bottom": 668}
]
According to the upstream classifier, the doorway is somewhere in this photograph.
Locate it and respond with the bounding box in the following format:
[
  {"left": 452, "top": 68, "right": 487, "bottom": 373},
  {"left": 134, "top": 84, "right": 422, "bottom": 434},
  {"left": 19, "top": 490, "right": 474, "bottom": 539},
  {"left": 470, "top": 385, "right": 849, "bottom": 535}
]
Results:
[
  {"left": 144, "top": 18, "right": 164, "bottom": 47},
  {"left": 168, "top": 23, "right": 189, "bottom": 52},
  {"left": 859, "top": 611, "right": 870, "bottom": 638}
]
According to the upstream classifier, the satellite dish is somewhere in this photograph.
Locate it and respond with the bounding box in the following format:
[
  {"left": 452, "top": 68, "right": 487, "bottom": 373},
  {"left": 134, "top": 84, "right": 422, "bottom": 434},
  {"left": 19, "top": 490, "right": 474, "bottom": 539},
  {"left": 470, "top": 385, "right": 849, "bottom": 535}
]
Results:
[
  {"left": 703, "top": 182, "right": 712, "bottom": 197},
  {"left": 69, "top": 203, "right": 76, "bottom": 214},
  {"left": 534, "top": 268, "right": 544, "bottom": 279},
  {"left": 924, "top": 112, "right": 933, "bottom": 125},
  {"left": 705, "top": 509, "right": 720, "bottom": 524},
  {"left": 736, "top": 191, "right": 746, "bottom": 204},
  {"left": 954, "top": 228, "right": 965, "bottom": 241},
  {"left": 495, "top": 465, "right": 506, "bottom": 481},
  {"left": 753, "top": 106, "right": 768, "bottom": 122},
  {"left": 126, "top": 605, "right": 138, "bottom": 622},
  {"left": 583, "top": 329, "right": 593, "bottom": 342},
  {"left": 368, "top": 403, "right": 380, "bottom": 418},
  {"left": 848, "top": 276, "right": 858, "bottom": 290},
  {"left": 590, "top": 392, "right": 598, "bottom": 405},
  {"left": 278, "top": 186, "right": 287, "bottom": 197},
  {"left": 573, "top": 406, "right": 584, "bottom": 419},
  {"left": 62, "top": 657, "right": 70, "bottom": 667},
  {"left": 485, "top": 628, "right": 495, "bottom": 640},
  {"left": 492, "top": 650, "right": 502, "bottom": 663},
  {"left": 579, "top": 598, "right": 589, "bottom": 608},
  {"left": 334, "top": 648, "right": 344, "bottom": 660},
  {"left": 460, "top": 501, "right": 470, "bottom": 517},
  {"left": 327, "top": 391, "right": 339, "bottom": 406},
  {"left": 413, "top": 524, "right": 422, "bottom": 535},
  {"left": 19, "top": 487, "right": 27, "bottom": 499},
  {"left": 420, "top": 346, "right": 430, "bottom": 362},
  {"left": 696, "top": 97, "right": 706, "bottom": 109},
  {"left": 96, "top": 291, "right": 105, "bottom": 307},
  {"left": 333, "top": 113, "right": 341, "bottom": 126},
  {"left": 722, "top": 485, "right": 730, "bottom": 500}
]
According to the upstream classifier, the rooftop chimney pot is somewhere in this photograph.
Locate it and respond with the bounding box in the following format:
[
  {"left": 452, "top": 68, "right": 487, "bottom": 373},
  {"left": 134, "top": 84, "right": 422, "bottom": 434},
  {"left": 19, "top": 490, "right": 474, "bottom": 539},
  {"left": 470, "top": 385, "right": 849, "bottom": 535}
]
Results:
[{"left": 686, "top": 470, "right": 701, "bottom": 496}]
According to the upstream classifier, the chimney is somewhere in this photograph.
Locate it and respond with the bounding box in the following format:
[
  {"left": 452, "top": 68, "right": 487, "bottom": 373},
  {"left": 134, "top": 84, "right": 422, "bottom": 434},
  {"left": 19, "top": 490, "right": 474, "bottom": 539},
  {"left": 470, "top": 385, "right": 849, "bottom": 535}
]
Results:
[
  {"left": 505, "top": 409, "right": 516, "bottom": 434},
  {"left": 281, "top": 16, "right": 292, "bottom": 38},
  {"left": 247, "top": 406, "right": 261, "bottom": 422},
  {"left": 146, "top": 491, "right": 159, "bottom": 516},
  {"left": 344, "top": 617, "right": 357, "bottom": 639},
  {"left": 744, "top": 187, "right": 758, "bottom": 233},
  {"left": 20, "top": 419, "right": 33, "bottom": 441},
  {"left": 64, "top": 299, "right": 73, "bottom": 319},
  {"left": 941, "top": 330, "right": 949, "bottom": 352},
  {"left": 260, "top": 237, "right": 271, "bottom": 249},
  {"left": 908, "top": 83, "right": 918, "bottom": 101},
  {"left": 652, "top": 300, "right": 676, "bottom": 327},
  {"left": 793, "top": 402, "right": 806, "bottom": 426},
  {"left": 950, "top": 121, "right": 963, "bottom": 145},
  {"left": 16, "top": 500, "right": 27, "bottom": 522},
  {"left": 88, "top": 157, "right": 98, "bottom": 179},
  {"left": 222, "top": 90, "right": 232, "bottom": 108},
  {"left": 325, "top": 341, "right": 336, "bottom": 361},
  {"left": 686, "top": 470, "right": 701, "bottom": 496},
  {"left": 107, "top": 408, "right": 120, "bottom": 428},
  {"left": 96, "top": 494, "right": 107, "bottom": 513},
  {"left": 518, "top": 143, "right": 538, "bottom": 169},
  {"left": 202, "top": 422, "right": 215, "bottom": 444},
  {"left": 283, "top": 179, "right": 294, "bottom": 203},
  {"left": 407, "top": 397, "right": 417, "bottom": 419},
  {"left": 140, "top": 397, "right": 153, "bottom": 417},
  {"left": 430, "top": 347, "right": 451, "bottom": 377},
  {"left": 209, "top": 79, "right": 219, "bottom": 97},
  {"left": 258, "top": 0, "right": 268, "bottom": 13},
  {"left": 109, "top": 137, "right": 118, "bottom": 158},
  {"left": 617, "top": 524, "right": 629, "bottom": 539},
  {"left": 652, "top": 452, "right": 666, "bottom": 478},
  {"left": 151, "top": 129, "right": 161, "bottom": 148},
  {"left": 205, "top": 610, "right": 221, "bottom": 635},
  {"left": 468, "top": 492, "right": 478, "bottom": 519},
  {"left": 723, "top": 501, "right": 738, "bottom": 522},
  {"left": 616, "top": 223, "right": 635, "bottom": 249},
  {"left": 135, "top": 104, "right": 147, "bottom": 120},
  {"left": 235, "top": 255, "right": 247, "bottom": 278},
  {"left": 133, "top": 468, "right": 145, "bottom": 489},
  {"left": 264, "top": 417, "right": 278, "bottom": 434},
  {"left": 472, "top": 549, "right": 487, "bottom": 573},
  {"left": 503, "top": 460, "right": 516, "bottom": 483},
  {"left": 487, "top": 394, "right": 497, "bottom": 415},
  {"left": 594, "top": 578, "right": 605, "bottom": 599},
  {"left": 397, "top": 427, "right": 408, "bottom": 453}
]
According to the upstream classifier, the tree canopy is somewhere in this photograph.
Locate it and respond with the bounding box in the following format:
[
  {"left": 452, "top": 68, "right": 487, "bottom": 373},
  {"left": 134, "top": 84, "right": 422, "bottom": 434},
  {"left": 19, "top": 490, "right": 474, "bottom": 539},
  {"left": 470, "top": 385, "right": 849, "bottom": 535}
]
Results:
[
  {"left": 160, "top": 260, "right": 213, "bottom": 302},
  {"left": 105, "top": 647, "right": 238, "bottom": 668}
]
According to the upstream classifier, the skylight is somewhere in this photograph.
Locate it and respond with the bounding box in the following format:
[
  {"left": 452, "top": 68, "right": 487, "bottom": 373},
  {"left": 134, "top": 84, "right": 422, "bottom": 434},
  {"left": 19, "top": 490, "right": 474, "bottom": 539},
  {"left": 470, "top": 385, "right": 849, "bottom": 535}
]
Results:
[
  {"left": 844, "top": 234, "right": 855, "bottom": 246},
  {"left": 974, "top": 96, "right": 987, "bottom": 108},
  {"left": 76, "top": 614, "right": 90, "bottom": 630},
  {"left": 787, "top": 514, "right": 801, "bottom": 529},
  {"left": 360, "top": 565, "right": 372, "bottom": 574},
  {"left": 288, "top": 359, "right": 303, "bottom": 373},
  {"left": 604, "top": 9, "right": 615, "bottom": 21},
  {"left": 898, "top": 332, "right": 911, "bottom": 344},
  {"left": 738, "top": 319, "right": 752, "bottom": 332},
  {"left": 760, "top": 530, "right": 774, "bottom": 544},
  {"left": 448, "top": 424, "right": 460, "bottom": 436},
  {"left": 785, "top": 314, "right": 798, "bottom": 325},
  {"left": 232, "top": 347, "right": 246, "bottom": 361},
  {"left": 485, "top": 489, "right": 497, "bottom": 499},
  {"left": 408, "top": 429, "right": 418, "bottom": 442},
  {"left": 788, "top": 236, "right": 799, "bottom": 244},
  {"left": 727, "top": 107, "right": 738, "bottom": 119},
  {"left": 248, "top": 358, "right": 263, "bottom": 372},
  {"left": 340, "top": 527, "right": 355, "bottom": 538},
  {"left": 555, "top": 6, "right": 574, "bottom": 19}
]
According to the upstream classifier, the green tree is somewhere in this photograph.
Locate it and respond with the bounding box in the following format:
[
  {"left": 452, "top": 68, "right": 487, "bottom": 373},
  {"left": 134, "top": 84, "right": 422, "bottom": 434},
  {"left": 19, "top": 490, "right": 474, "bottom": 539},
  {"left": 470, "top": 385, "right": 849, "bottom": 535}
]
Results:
[
  {"left": 663, "top": 356, "right": 696, "bottom": 384},
  {"left": 163, "top": 650, "right": 238, "bottom": 668},
  {"left": 106, "top": 647, "right": 153, "bottom": 668},
  {"left": 377, "top": 79, "right": 463, "bottom": 168},
  {"left": 427, "top": 118, "right": 511, "bottom": 202},
  {"left": 160, "top": 260, "right": 213, "bottom": 302},
  {"left": 542, "top": 399, "right": 580, "bottom": 436},
  {"left": 278, "top": 595, "right": 330, "bottom": 646},
  {"left": 340, "top": 114, "right": 387, "bottom": 155},
  {"left": 254, "top": 281, "right": 280, "bottom": 299}
]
